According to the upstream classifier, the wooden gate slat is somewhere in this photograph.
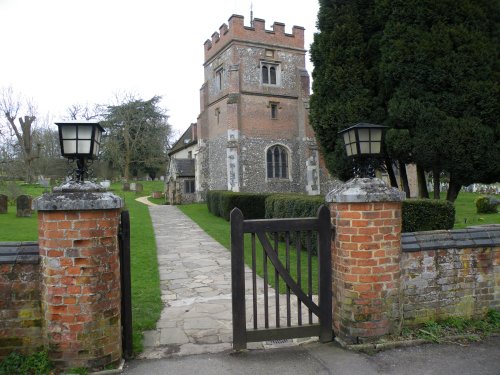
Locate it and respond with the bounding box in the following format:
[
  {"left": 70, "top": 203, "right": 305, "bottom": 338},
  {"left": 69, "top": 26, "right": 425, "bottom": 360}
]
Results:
[
  {"left": 256, "top": 231, "right": 321, "bottom": 317},
  {"left": 230, "top": 205, "right": 333, "bottom": 350}
]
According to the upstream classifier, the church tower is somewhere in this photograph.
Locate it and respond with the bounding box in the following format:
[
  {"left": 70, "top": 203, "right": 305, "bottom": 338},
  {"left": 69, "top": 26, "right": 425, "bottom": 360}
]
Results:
[{"left": 196, "top": 15, "right": 329, "bottom": 199}]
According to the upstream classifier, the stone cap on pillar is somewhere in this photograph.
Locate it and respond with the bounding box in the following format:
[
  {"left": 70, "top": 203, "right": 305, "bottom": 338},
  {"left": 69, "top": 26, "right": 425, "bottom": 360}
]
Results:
[
  {"left": 34, "top": 181, "right": 124, "bottom": 211},
  {"left": 326, "top": 177, "right": 406, "bottom": 203}
]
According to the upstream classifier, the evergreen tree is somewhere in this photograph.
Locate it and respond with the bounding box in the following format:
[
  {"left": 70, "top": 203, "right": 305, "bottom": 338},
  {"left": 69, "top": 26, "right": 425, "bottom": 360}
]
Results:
[{"left": 310, "top": 0, "right": 500, "bottom": 201}]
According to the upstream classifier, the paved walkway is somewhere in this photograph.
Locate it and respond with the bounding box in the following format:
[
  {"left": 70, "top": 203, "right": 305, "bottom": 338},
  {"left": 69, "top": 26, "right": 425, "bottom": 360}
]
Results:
[{"left": 142, "top": 205, "right": 296, "bottom": 359}]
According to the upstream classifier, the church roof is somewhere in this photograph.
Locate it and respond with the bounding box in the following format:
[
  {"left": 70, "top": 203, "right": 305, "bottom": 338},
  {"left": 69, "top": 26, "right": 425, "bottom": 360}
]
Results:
[
  {"left": 172, "top": 158, "right": 195, "bottom": 177},
  {"left": 168, "top": 123, "right": 197, "bottom": 156}
]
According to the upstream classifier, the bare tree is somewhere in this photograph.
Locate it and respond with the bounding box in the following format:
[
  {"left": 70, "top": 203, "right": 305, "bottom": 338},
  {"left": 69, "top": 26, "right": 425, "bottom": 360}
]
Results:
[
  {"left": 0, "top": 87, "right": 40, "bottom": 182},
  {"left": 66, "top": 102, "right": 103, "bottom": 121}
]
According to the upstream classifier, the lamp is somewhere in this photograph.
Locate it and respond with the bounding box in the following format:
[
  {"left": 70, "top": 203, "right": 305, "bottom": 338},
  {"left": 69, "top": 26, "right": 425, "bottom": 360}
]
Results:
[
  {"left": 339, "top": 123, "right": 387, "bottom": 178},
  {"left": 55, "top": 121, "right": 105, "bottom": 182}
]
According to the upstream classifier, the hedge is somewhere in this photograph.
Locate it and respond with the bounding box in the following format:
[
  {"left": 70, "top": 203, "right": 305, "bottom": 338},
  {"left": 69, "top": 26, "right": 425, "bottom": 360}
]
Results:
[
  {"left": 206, "top": 190, "right": 269, "bottom": 220},
  {"left": 402, "top": 199, "right": 455, "bottom": 232},
  {"left": 207, "top": 191, "right": 456, "bottom": 234}
]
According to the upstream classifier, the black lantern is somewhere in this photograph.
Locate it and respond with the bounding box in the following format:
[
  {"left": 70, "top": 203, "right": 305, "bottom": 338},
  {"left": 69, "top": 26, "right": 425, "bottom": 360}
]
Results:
[
  {"left": 55, "top": 121, "right": 105, "bottom": 182},
  {"left": 339, "top": 123, "right": 387, "bottom": 178}
]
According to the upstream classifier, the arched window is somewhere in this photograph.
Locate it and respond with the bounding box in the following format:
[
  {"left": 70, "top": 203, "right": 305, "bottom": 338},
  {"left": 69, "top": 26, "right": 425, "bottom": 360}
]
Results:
[
  {"left": 262, "top": 66, "right": 269, "bottom": 84},
  {"left": 261, "top": 62, "right": 280, "bottom": 85},
  {"left": 266, "top": 145, "right": 288, "bottom": 179},
  {"left": 270, "top": 66, "right": 276, "bottom": 84}
]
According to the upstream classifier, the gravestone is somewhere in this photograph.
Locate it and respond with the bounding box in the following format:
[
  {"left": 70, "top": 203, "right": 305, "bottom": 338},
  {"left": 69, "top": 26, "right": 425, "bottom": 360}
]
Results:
[
  {"left": 130, "top": 182, "right": 136, "bottom": 191},
  {"left": 0, "top": 194, "right": 7, "bottom": 214},
  {"left": 135, "top": 183, "right": 143, "bottom": 193},
  {"left": 16, "top": 195, "right": 32, "bottom": 217},
  {"left": 123, "top": 182, "right": 130, "bottom": 191}
]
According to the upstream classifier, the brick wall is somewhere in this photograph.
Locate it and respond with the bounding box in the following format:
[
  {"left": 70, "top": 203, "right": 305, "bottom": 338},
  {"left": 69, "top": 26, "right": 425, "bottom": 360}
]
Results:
[
  {"left": 0, "top": 243, "right": 43, "bottom": 359},
  {"left": 330, "top": 200, "right": 403, "bottom": 343},
  {"left": 401, "top": 227, "right": 500, "bottom": 324},
  {"left": 38, "top": 209, "right": 122, "bottom": 369}
]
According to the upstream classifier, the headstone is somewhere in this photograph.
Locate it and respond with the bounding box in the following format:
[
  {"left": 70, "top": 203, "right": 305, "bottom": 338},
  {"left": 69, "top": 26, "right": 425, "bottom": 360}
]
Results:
[
  {"left": 123, "top": 182, "right": 130, "bottom": 191},
  {"left": 130, "top": 182, "right": 136, "bottom": 191},
  {"left": 0, "top": 194, "right": 7, "bottom": 214},
  {"left": 151, "top": 191, "right": 162, "bottom": 199},
  {"left": 100, "top": 180, "right": 111, "bottom": 189},
  {"left": 160, "top": 176, "right": 165, "bottom": 181},
  {"left": 16, "top": 195, "right": 32, "bottom": 217},
  {"left": 135, "top": 183, "right": 143, "bottom": 193}
]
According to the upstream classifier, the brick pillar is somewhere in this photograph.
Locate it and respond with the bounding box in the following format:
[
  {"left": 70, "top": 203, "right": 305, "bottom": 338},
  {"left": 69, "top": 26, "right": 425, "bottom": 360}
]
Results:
[
  {"left": 34, "top": 182, "right": 123, "bottom": 370},
  {"left": 326, "top": 178, "right": 405, "bottom": 344}
]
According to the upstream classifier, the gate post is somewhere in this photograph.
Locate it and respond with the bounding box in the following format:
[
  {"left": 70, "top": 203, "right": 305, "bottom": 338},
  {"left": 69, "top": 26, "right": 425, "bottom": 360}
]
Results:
[
  {"left": 34, "top": 182, "right": 123, "bottom": 371},
  {"left": 326, "top": 178, "right": 405, "bottom": 344}
]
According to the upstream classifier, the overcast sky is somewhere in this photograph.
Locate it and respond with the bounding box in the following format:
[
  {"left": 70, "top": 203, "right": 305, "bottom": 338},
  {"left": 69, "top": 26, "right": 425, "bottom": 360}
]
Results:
[{"left": 0, "top": 0, "right": 319, "bottom": 136}]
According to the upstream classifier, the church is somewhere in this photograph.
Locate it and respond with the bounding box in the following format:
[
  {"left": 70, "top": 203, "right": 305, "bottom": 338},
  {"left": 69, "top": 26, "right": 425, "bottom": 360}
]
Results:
[{"left": 167, "top": 14, "right": 334, "bottom": 204}]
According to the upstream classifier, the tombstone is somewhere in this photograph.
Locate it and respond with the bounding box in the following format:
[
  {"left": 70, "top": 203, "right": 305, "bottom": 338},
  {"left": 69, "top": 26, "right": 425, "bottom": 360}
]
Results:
[
  {"left": 123, "top": 182, "right": 130, "bottom": 191},
  {"left": 151, "top": 191, "right": 163, "bottom": 199},
  {"left": 135, "top": 183, "right": 143, "bottom": 194},
  {"left": 0, "top": 194, "right": 7, "bottom": 214},
  {"left": 16, "top": 195, "right": 32, "bottom": 217},
  {"left": 100, "top": 180, "right": 111, "bottom": 189},
  {"left": 130, "top": 182, "right": 136, "bottom": 191}
]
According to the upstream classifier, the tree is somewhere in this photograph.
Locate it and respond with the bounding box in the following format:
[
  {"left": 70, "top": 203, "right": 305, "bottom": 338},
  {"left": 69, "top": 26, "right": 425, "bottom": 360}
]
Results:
[
  {"left": 310, "top": 0, "right": 500, "bottom": 201},
  {"left": 0, "top": 87, "right": 40, "bottom": 182},
  {"left": 101, "top": 94, "right": 171, "bottom": 180},
  {"left": 309, "top": 0, "right": 387, "bottom": 182},
  {"left": 379, "top": 0, "right": 500, "bottom": 201}
]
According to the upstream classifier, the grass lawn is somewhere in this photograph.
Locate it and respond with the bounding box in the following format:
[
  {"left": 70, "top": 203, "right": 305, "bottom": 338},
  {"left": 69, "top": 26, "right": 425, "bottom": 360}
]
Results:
[
  {"left": 179, "top": 203, "right": 320, "bottom": 294},
  {"left": 449, "top": 192, "right": 500, "bottom": 229},
  {"left": 0, "top": 180, "right": 164, "bottom": 354}
]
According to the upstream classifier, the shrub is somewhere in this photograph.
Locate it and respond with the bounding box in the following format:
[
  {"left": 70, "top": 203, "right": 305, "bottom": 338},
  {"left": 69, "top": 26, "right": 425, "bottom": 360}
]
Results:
[
  {"left": 206, "top": 190, "right": 269, "bottom": 220},
  {"left": 206, "top": 190, "right": 225, "bottom": 217},
  {"left": 475, "top": 196, "right": 499, "bottom": 214},
  {"left": 265, "top": 194, "right": 326, "bottom": 255},
  {"left": 0, "top": 350, "right": 53, "bottom": 375},
  {"left": 219, "top": 192, "right": 270, "bottom": 220},
  {"left": 402, "top": 199, "right": 455, "bottom": 232}
]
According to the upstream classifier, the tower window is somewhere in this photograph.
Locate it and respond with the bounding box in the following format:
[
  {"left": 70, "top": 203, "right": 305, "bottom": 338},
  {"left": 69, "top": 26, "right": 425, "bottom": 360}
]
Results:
[
  {"left": 215, "top": 68, "right": 223, "bottom": 91},
  {"left": 267, "top": 145, "right": 288, "bottom": 179},
  {"left": 261, "top": 62, "right": 280, "bottom": 85},
  {"left": 270, "top": 102, "right": 278, "bottom": 119}
]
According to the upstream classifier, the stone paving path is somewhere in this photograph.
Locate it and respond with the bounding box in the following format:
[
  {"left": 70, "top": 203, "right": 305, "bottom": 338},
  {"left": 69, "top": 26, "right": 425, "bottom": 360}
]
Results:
[{"left": 140, "top": 205, "right": 317, "bottom": 359}]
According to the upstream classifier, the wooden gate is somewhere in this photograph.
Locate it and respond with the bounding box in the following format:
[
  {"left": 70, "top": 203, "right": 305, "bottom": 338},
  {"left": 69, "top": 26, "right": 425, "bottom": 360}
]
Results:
[{"left": 230, "top": 205, "right": 333, "bottom": 350}]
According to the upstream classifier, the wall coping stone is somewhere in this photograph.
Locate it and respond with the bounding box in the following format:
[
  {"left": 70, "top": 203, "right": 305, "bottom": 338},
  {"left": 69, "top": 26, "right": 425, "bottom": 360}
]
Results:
[
  {"left": 0, "top": 242, "right": 39, "bottom": 264},
  {"left": 402, "top": 225, "right": 500, "bottom": 252},
  {"left": 34, "top": 181, "right": 123, "bottom": 211},
  {"left": 326, "top": 177, "right": 406, "bottom": 203}
]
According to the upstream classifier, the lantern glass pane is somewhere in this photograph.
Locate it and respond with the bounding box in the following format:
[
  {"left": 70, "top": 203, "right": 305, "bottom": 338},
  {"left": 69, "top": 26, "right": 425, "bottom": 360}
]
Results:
[
  {"left": 358, "top": 128, "right": 370, "bottom": 142},
  {"left": 63, "top": 140, "right": 76, "bottom": 154},
  {"left": 371, "top": 128, "right": 382, "bottom": 142},
  {"left": 61, "top": 125, "right": 77, "bottom": 139},
  {"left": 78, "top": 125, "right": 93, "bottom": 139},
  {"left": 77, "top": 140, "right": 91, "bottom": 154},
  {"left": 95, "top": 129, "right": 102, "bottom": 143},
  {"left": 343, "top": 132, "right": 349, "bottom": 144},
  {"left": 372, "top": 142, "right": 381, "bottom": 154},
  {"left": 345, "top": 144, "right": 352, "bottom": 156},
  {"left": 360, "top": 141, "right": 370, "bottom": 154},
  {"left": 351, "top": 144, "right": 358, "bottom": 155}
]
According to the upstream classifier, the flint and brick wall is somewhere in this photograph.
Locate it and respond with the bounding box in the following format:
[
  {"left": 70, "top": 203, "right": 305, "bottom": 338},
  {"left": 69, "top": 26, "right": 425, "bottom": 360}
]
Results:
[
  {"left": 401, "top": 227, "right": 500, "bottom": 324},
  {"left": 0, "top": 243, "right": 42, "bottom": 358}
]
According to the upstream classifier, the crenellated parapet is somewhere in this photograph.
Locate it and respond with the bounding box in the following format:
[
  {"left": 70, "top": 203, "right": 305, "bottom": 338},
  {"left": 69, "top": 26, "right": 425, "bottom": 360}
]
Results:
[{"left": 204, "top": 14, "right": 305, "bottom": 62}]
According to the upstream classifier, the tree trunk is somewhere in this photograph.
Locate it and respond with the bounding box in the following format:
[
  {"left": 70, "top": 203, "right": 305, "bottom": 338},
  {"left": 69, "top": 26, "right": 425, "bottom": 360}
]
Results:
[
  {"left": 399, "top": 160, "right": 411, "bottom": 198},
  {"left": 432, "top": 166, "right": 441, "bottom": 199},
  {"left": 446, "top": 176, "right": 462, "bottom": 202},
  {"left": 385, "top": 157, "right": 398, "bottom": 188},
  {"left": 417, "top": 164, "right": 429, "bottom": 198}
]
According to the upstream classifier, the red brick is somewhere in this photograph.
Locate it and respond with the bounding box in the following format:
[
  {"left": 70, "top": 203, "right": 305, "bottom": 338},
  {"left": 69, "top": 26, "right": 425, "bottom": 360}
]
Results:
[
  {"left": 342, "top": 211, "right": 361, "bottom": 219},
  {"left": 352, "top": 235, "right": 373, "bottom": 243},
  {"left": 362, "top": 211, "right": 381, "bottom": 219},
  {"left": 351, "top": 251, "right": 373, "bottom": 259}
]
